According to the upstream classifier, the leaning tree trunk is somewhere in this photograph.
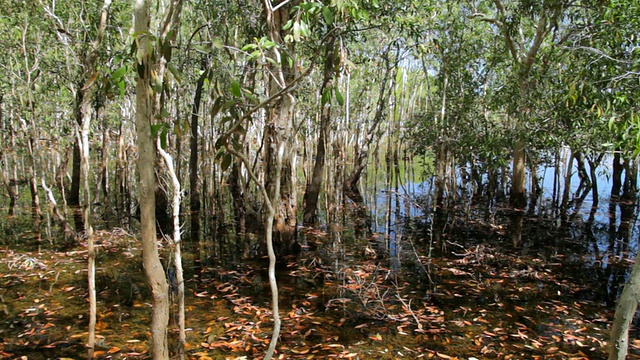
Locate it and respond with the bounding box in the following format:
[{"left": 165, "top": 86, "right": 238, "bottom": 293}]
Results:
[{"left": 609, "top": 251, "right": 640, "bottom": 360}]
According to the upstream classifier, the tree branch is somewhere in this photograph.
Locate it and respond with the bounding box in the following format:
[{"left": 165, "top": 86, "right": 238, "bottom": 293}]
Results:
[{"left": 522, "top": 13, "right": 549, "bottom": 69}]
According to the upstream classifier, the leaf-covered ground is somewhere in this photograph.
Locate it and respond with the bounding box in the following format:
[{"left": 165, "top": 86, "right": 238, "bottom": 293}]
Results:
[{"left": 0, "top": 220, "right": 638, "bottom": 359}]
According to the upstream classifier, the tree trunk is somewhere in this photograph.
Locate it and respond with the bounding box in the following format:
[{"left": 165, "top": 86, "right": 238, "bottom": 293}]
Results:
[
  {"left": 263, "top": 3, "right": 298, "bottom": 256},
  {"left": 70, "top": 86, "right": 84, "bottom": 231},
  {"left": 609, "top": 251, "right": 640, "bottom": 360},
  {"left": 510, "top": 139, "right": 527, "bottom": 209},
  {"left": 79, "top": 94, "right": 97, "bottom": 359},
  {"left": 303, "top": 35, "right": 336, "bottom": 226},
  {"left": 611, "top": 149, "right": 623, "bottom": 198},
  {"left": 229, "top": 161, "right": 246, "bottom": 236},
  {"left": 560, "top": 148, "right": 573, "bottom": 218},
  {"left": 189, "top": 60, "right": 206, "bottom": 246},
  {"left": 97, "top": 123, "right": 111, "bottom": 219},
  {"left": 41, "top": 178, "right": 75, "bottom": 242},
  {"left": 343, "top": 43, "right": 397, "bottom": 236},
  {"left": 133, "top": 1, "right": 172, "bottom": 358},
  {"left": 587, "top": 155, "right": 601, "bottom": 210},
  {"left": 622, "top": 158, "right": 637, "bottom": 201},
  {"left": 0, "top": 96, "right": 17, "bottom": 216},
  {"left": 259, "top": 1, "right": 296, "bottom": 356},
  {"left": 157, "top": 139, "right": 186, "bottom": 360}
]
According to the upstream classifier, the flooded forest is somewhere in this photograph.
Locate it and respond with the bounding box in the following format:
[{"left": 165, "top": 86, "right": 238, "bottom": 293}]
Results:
[{"left": 1, "top": 0, "right": 639, "bottom": 359}]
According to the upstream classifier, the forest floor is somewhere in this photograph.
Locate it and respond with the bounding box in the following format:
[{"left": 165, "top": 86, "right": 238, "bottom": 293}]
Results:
[{"left": 0, "top": 213, "right": 639, "bottom": 359}]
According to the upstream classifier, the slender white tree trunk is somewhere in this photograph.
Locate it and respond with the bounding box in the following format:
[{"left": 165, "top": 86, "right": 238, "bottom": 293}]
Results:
[{"left": 157, "top": 139, "right": 186, "bottom": 360}]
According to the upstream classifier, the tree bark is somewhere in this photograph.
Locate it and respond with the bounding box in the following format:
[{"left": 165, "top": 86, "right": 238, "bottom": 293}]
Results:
[
  {"left": 263, "top": 2, "right": 297, "bottom": 255},
  {"left": 134, "top": 1, "right": 171, "bottom": 358},
  {"left": 609, "top": 251, "right": 640, "bottom": 360},
  {"left": 189, "top": 60, "right": 206, "bottom": 245},
  {"left": 70, "top": 87, "right": 84, "bottom": 231},
  {"left": 622, "top": 158, "right": 637, "bottom": 201},
  {"left": 303, "top": 35, "right": 336, "bottom": 226},
  {"left": 0, "top": 96, "right": 17, "bottom": 216},
  {"left": 611, "top": 149, "right": 623, "bottom": 198},
  {"left": 560, "top": 148, "right": 573, "bottom": 217},
  {"left": 488, "top": 0, "right": 556, "bottom": 208},
  {"left": 229, "top": 161, "right": 246, "bottom": 236},
  {"left": 157, "top": 139, "right": 186, "bottom": 360},
  {"left": 510, "top": 139, "right": 527, "bottom": 209}
]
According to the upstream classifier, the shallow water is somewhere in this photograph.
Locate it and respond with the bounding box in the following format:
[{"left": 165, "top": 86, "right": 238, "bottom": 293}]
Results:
[
  {"left": 1, "top": 151, "right": 639, "bottom": 359},
  {"left": 1, "top": 205, "right": 638, "bottom": 359}
]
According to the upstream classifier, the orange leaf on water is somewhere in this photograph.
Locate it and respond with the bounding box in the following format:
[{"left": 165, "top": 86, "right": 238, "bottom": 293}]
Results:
[
  {"left": 291, "top": 348, "right": 310, "bottom": 354},
  {"left": 436, "top": 352, "right": 453, "bottom": 359}
]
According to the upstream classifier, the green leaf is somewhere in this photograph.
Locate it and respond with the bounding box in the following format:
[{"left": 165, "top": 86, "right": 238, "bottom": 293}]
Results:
[
  {"left": 321, "top": 88, "right": 332, "bottom": 106},
  {"left": 160, "top": 125, "right": 169, "bottom": 150},
  {"left": 234, "top": 124, "right": 246, "bottom": 135},
  {"left": 322, "top": 6, "right": 334, "bottom": 25},
  {"left": 335, "top": 86, "right": 344, "bottom": 106},
  {"left": 117, "top": 80, "right": 126, "bottom": 98},
  {"left": 222, "top": 100, "right": 236, "bottom": 110},
  {"left": 111, "top": 66, "right": 128, "bottom": 82},
  {"left": 300, "top": 20, "right": 310, "bottom": 37},
  {"left": 151, "top": 123, "right": 165, "bottom": 137},
  {"left": 161, "top": 39, "right": 172, "bottom": 62},
  {"left": 241, "top": 43, "right": 258, "bottom": 51},
  {"left": 221, "top": 153, "right": 232, "bottom": 171},
  {"left": 168, "top": 63, "right": 182, "bottom": 83},
  {"left": 212, "top": 37, "right": 224, "bottom": 49},
  {"left": 231, "top": 80, "right": 241, "bottom": 97},
  {"left": 265, "top": 56, "right": 279, "bottom": 66},
  {"left": 214, "top": 136, "right": 227, "bottom": 150},
  {"left": 210, "top": 96, "right": 223, "bottom": 119},
  {"left": 249, "top": 50, "right": 262, "bottom": 60},
  {"left": 193, "top": 44, "right": 213, "bottom": 54}
]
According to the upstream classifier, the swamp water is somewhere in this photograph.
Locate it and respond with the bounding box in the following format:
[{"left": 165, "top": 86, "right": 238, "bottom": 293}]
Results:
[{"left": 0, "top": 157, "right": 639, "bottom": 359}]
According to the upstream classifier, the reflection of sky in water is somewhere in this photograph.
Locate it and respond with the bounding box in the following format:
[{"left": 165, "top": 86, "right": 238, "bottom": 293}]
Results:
[{"left": 372, "top": 149, "right": 638, "bottom": 264}]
